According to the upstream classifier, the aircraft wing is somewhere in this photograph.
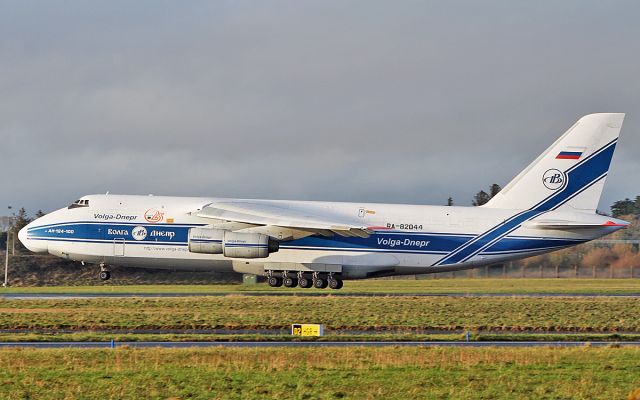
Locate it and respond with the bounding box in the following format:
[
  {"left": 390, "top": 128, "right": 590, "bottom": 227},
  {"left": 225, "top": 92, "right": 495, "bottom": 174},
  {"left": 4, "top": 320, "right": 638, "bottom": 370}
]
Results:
[{"left": 194, "top": 200, "right": 372, "bottom": 239}]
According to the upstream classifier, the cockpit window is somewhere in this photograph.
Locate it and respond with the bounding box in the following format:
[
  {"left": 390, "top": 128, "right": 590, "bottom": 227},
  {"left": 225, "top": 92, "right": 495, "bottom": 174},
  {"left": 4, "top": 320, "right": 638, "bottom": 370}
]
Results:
[{"left": 68, "top": 199, "right": 90, "bottom": 209}]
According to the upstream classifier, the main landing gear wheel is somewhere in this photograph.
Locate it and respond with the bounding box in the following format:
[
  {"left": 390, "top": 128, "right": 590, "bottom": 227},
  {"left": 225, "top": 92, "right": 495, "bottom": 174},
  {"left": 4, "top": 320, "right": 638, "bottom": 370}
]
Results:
[
  {"left": 99, "top": 271, "right": 111, "bottom": 281},
  {"left": 328, "top": 278, "right": 343, "bottom": 290},
  {"left": 267, "top": 276, "right": 283, "bottom": 287},
  {"left": 313, "top": 278, "right": 328, "bottom": 289},
  {"left": 298, "top": 277, "right": 313, "bottom": 288},
  {"left": 283, "top": 277, "right": 298, "bottom": 288}
]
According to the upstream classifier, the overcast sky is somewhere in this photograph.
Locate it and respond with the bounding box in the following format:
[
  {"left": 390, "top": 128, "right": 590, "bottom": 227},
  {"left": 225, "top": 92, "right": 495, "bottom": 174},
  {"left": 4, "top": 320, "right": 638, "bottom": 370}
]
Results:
[{"left": 1, "top": 1, "right": 638, "bottom": 215}]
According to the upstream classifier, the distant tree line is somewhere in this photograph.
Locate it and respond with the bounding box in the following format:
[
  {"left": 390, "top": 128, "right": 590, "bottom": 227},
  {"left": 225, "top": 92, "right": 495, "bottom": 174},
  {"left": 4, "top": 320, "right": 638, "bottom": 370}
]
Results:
[
  {"left": 446, "top": 185, "right": 640, "bottom": 219},
  {"left": 611, "top": 196, "right": 640, "bottom": 218},
  {"left": 472, "top": 184, "right": 502, "bottom": 206},
  {"left": 445, "top": 184, "right": 502, "bottom": 207},
  {"left": 1, "top": 207, "right": 43, "bottom": 252}
]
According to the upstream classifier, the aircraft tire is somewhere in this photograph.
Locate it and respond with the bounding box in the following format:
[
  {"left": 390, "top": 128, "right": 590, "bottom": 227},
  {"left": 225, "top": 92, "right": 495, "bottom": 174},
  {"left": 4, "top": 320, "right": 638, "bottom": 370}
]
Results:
[
  {"left": 329, "top": 279, "right": 343, "bottom": 290},
  {"left": 313, "top": 278, "right": 328, "bottom": 289},
  {"left": 267, "top": 276, "right": 283, "bottom": 287},
  {"left": 298, "top": 277, "right": 313, "bottom": 288},
  {"left": 99, "top": 271, "right": 111, "bottom": 281},
  {"left": 283, "top": 277, "right": 298, "bottom": 287}
]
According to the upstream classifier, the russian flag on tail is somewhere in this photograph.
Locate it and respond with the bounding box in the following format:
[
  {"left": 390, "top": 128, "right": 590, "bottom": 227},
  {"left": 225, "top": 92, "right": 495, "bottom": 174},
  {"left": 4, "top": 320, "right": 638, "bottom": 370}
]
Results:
[{"left": 556, "top": 151, "right": 583, "bottom": 160}]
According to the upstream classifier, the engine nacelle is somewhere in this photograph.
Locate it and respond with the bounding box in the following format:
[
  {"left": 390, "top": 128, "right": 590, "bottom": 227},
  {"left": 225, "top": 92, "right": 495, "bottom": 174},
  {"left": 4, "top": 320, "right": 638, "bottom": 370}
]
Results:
[
  {"left": 222, "top": 232, "right": 279, "bottom": 259},
  {"left": 188, "top": 228, "right": 224, "bottom": 254},
  {"left": 188, "top": 228, "right": 279, "bottom": 259}
]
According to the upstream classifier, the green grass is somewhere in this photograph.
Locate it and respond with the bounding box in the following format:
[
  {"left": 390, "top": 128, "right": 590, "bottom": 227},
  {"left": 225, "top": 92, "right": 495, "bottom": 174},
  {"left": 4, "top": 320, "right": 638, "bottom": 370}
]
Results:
[
  {"left": 1, "top": 295, "right": 639, "bottom": 332},
  {"left": 2, "top": 278, "right": 640, "bottom": 294},
  {"left": 0, "top": 347, "right": 638, "bottom": 399}
]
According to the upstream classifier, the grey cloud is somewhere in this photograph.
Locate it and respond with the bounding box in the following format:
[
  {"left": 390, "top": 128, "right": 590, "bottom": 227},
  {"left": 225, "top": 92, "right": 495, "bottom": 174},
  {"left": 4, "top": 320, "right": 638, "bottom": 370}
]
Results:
[{"left": 1, "top": 1, "right": 639, "bottom": 214}]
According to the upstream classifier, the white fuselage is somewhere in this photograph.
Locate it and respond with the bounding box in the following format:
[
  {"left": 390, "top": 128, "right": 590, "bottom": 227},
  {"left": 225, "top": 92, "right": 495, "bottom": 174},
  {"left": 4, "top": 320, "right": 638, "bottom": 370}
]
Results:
[{"left": 19, "top": 194, "right": 622, "bottom": 279}]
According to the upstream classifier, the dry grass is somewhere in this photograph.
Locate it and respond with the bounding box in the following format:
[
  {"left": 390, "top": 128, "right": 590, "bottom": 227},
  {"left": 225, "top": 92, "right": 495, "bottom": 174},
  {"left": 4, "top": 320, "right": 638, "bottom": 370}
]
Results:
[
  {"left": 0, "top": 295, "right": 638, "bottom": 332},
  {"left": 0, "top": 346, "right": 582, "bottom": 370}
]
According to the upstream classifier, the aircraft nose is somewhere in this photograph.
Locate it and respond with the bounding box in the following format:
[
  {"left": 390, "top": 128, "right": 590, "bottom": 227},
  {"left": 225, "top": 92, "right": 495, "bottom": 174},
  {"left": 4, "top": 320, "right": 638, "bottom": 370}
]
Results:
[
  {"left": 18, "top": 225, "right": 27, "bottom": 245},
  {"left": 18, "top": 221, "right": 47, "bottom": 253}
]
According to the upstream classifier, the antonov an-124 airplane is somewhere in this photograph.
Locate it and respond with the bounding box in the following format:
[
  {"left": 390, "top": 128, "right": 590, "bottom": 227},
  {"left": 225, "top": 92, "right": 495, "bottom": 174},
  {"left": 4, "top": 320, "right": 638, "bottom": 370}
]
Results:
[{"left": 19, "top": 113, "right": 628, "bottom": 289}]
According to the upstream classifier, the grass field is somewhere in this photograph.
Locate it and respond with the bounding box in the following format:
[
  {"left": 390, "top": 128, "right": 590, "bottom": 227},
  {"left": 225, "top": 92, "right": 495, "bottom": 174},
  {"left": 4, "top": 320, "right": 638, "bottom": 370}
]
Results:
[
  {"left": 1, "top": 332, "right": 640, "bottom": 343},
  {"left": 0, "top": 346, "right": 638, "bottom": 399},
  {"left": 1, "top": 295, "right": 639, "bottom": 333},
  {"left": 2, "top": 278, "right": 640, "bottom": 294}
]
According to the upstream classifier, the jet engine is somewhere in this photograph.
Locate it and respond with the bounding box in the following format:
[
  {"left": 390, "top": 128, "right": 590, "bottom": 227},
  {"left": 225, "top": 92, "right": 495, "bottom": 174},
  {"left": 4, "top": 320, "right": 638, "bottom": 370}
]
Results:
[{"left": 188, "top": 227, "right": 279, "bottom": 258}]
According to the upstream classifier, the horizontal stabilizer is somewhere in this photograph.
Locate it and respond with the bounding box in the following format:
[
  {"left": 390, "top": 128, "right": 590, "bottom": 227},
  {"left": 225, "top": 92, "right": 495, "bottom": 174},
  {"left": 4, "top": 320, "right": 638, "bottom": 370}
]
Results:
[{"left": 523, "top": 218, "right": 629, "bottom": 230}]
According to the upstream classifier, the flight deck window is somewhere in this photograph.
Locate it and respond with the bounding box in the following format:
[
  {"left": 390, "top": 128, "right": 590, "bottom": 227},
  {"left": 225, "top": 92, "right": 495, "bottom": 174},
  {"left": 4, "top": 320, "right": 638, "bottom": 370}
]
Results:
[{"left": 68, "top": 199, "right": 89, "bottom": 209}]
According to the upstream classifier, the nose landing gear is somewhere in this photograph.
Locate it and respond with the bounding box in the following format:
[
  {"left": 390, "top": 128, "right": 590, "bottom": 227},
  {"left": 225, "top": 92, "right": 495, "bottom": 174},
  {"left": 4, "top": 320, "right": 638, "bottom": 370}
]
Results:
[{"left": 99, "top": 264, "right": 111, "bottom": 281}]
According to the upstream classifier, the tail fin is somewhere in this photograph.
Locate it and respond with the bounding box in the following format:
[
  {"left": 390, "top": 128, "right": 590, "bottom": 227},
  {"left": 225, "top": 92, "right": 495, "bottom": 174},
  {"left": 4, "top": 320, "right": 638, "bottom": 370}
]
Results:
[{"left": 485, "top": 113, "right": 625, "bottom": 213}]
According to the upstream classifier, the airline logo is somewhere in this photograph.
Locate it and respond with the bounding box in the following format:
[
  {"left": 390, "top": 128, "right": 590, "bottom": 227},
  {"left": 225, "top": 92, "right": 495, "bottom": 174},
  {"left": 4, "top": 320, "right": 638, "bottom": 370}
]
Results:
[
  {"left": 131, "top": 226, "right": 148, "bottom": 241},
  {"left": 144, "top": 209, "right": 165, "bottom": 223},
  {"left": 542, "top": 169, "right": 565, "bottom": 190},
  {"left": 556, "top": 151, "right": 583, "bottom": 160}
]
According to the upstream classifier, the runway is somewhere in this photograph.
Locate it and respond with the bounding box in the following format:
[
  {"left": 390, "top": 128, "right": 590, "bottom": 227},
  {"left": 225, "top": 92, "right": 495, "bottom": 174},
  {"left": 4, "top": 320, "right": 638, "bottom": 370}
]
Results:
[
  {"left": 0, "top": 341, "right": 639, "bottom": 348},
  {"left": 3, "top": 292, "right": 640, "bottom": 300}
]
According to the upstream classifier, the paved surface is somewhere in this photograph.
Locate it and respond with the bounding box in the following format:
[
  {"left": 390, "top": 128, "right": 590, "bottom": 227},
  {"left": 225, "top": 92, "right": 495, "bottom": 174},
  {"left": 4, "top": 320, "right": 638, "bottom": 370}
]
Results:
[
  {"left": 2, "top": 292, "right": 640, "bottom": 299},
  {"left": 0, "top": 341, "right": 639, "bottom": 348}
]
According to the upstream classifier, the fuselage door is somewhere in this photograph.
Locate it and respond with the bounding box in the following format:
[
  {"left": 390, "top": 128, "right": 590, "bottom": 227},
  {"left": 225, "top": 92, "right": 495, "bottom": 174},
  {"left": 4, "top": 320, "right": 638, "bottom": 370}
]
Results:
[{"left": 113, "top": 238, "right": 125, "bottom": 257}]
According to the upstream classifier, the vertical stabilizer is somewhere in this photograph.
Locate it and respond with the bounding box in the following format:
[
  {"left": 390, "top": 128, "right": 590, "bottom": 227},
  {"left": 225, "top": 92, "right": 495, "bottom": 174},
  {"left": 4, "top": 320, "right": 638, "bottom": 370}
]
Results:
[{"left": 484, "top": 113, "right": 624, "bottom": 212}]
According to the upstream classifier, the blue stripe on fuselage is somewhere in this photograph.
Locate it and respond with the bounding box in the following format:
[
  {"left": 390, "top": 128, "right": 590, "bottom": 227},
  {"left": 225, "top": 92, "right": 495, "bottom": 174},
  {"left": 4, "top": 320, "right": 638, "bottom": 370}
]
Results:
[
  {"left": 28, "top": 222, "right": 191, "bottom": 243},
  {"left": 26, "top": 221, "right": 587, "bottom": 257}
]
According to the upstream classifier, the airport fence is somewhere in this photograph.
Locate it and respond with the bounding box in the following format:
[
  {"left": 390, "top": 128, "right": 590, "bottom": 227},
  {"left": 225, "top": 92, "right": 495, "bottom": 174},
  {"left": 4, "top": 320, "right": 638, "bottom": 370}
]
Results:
[{"left": 412, "top": 239, "right": 640, "bottom": 279}]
